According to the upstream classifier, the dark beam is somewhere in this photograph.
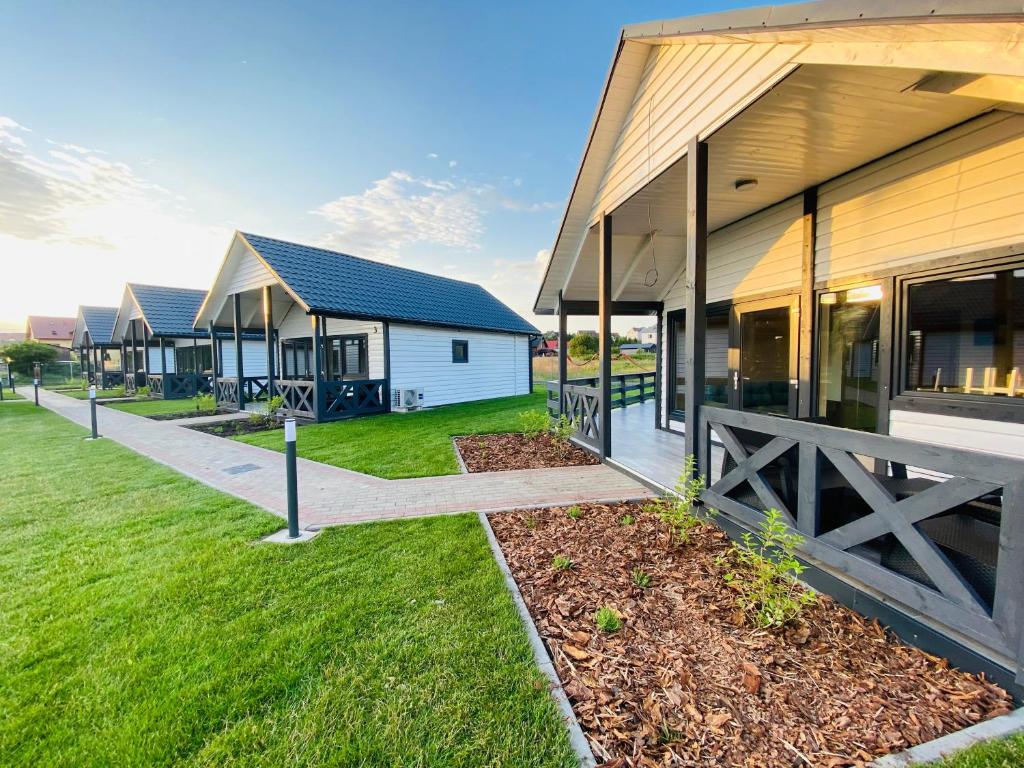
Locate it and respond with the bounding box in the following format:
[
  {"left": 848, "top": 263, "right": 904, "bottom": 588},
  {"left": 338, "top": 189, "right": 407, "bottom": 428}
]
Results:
[
  {"left": 557, "top": 290, "right": 568, "bottom": 416},
  {"left": 263, "top": 286, "right": 275, "bottom": 401},
  {"left": 797, "top": 187, "right": 817, "bottom": 419},
  {"left": 684, "top": 137, "right": 708, "bottom": 479},
  {"left": 208, "top": 323, "right": 219, "bottom": 397},
  {"left": 655, "top": 310, "right": 663, "bottom": 430},
  {"left": 560, "top": 300, "right": 661, "bottom": 316},
  {"left": 598, "top": 213, "right": 613, "bottom": 460},
  {"left": 142, "top": 322, "right": 150, "bottom": 381},
  {"left": 312, "top": 314, "right": 324, "bottom": 421},
  {"left": 232, "top": 293, "right": 245, "bottom": 411},
  {"left": 159, "top": 336, "right": 166, "bottom": 376},
  {"left": 382, "top": 320, "right": 391, "bottom": 413}
]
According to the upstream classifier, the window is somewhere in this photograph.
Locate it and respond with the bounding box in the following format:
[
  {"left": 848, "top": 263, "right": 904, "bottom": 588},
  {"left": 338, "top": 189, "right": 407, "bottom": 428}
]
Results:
[
  {"left": 904, "top": 266, "right": 1023, "bottom": 399},
  {"left": 818, "top": 285, "right": 882, "bottom": 431},
  {"left": 452, "top": 339, "right": 469, "bottom": 364},
  {"left": 281, "top": 338, "right": 313, "bottom": 379},
  {"left": 326, "top": 334, "right": 368, "bottom": 380},
  {"left": 670, "top": 310, "right": 729, "bottom": 416},
  {"left": 174, "top": 345, "right": 213, "bottom": 374}
]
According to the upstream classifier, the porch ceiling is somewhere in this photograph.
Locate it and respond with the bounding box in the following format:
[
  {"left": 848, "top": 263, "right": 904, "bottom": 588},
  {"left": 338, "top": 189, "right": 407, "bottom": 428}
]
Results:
[
  {"left": 560, "top": 62, "right": 1002, "bottom": 305},
  {"left": 207, "top": 282, "right": 294, "bottom": 330}
]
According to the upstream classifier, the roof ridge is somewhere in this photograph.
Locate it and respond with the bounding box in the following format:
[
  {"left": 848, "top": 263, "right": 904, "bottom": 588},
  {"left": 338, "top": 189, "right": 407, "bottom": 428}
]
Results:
[
  {"left": 128, "top": 282, "right": 207, "bottom": 294},
  {"left": 240, "top": 232, "right": 486, "bottom": 290}
]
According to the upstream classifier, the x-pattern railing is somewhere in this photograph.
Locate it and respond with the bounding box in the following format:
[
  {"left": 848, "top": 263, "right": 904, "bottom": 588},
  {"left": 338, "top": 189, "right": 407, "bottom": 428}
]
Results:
[
  {"left": 699, "top": 407, "right": 1024, "bottom": 667},
  {"left": 562, "top": 384, "right": 601, "bottom": 450},
  {"left": 275, "top": 379, "right": 316, "bottom": 419},
  {"left": 321, "top": 379, "right": 387, "bottom": 420},
  {"left": 216, "top": 378, "right": 239, "bottom": 407},
  {"left": 147, "top": 374, "right": 165, "bottom": 396}
]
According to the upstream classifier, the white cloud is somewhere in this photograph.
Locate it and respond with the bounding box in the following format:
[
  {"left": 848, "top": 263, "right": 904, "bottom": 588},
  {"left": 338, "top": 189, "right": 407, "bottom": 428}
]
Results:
[
  {"left": 312, "top": 171, "right": 484, "bottom": 259},
  {"left": 427, "top": 152, "right": 438, "bottom": 159},
  {"left": 0, "top": 115, "right": 229, "bottom": 324},
  {"left": 448, "top": 160, "right": 457, "bottom": 168}
]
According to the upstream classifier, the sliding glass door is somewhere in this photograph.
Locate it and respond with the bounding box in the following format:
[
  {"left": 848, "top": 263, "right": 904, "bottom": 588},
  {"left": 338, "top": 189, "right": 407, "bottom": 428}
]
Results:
[{"left": 734, "top": 298, "right": 799, "bottom": 417}]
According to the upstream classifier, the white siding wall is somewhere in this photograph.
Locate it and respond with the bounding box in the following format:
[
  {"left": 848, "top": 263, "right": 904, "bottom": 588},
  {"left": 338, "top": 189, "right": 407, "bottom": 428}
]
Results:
[
  {"left": 276, "top": 302, "right": 311, "bottom": 341},
  {"left": 220, "top": 340, "right": 269, "bottom": 377},
  {"left": 147, "top": 345, "right": 175, "bottom": 374},
  {"left": 225, "top": 250, "right": 275, "bottom": 295},
  {"left": 592, "top": 41, "right": 801, "bottom": 219},
  {"left": 323, "top": 318, "right": 386, "bottom": 379},
  {"left": 389, "top": 324, "right": 530, "bottom": 408},
  {"left": 817, "top": 112, "right": 1024, "bottom": 281}
]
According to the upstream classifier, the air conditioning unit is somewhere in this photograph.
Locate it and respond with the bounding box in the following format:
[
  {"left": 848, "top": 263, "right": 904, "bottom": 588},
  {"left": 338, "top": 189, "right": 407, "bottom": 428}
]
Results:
[{"left": 392, "top": 387, "right": 423, "bottom": 412}]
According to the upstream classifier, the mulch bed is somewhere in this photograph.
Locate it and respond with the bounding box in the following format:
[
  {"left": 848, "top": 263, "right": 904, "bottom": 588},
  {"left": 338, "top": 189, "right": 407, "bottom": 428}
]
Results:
[
  {"left": 489, "top": 502, "right": 1013, "bottom": 767},
  {"left": 185, "top": 419, "right": 282, "bottom": 437},
  {"left": 146, "top": 409, "right": 230, "bottom": 421},
  {"left": 454, "top": 433, "right": 599, "bottom": 472}
]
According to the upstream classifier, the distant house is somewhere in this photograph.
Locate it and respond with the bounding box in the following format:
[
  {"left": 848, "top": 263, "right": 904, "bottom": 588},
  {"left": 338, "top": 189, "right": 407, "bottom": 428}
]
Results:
[
  {"left": 619, "top": 342, "right": 656, "bottom": 355},
  {"left": 111, "top": 283, "right": 266, "bottom": 399},
  {"left": 193, "top": 232, "right": 539, "bottom": 420},
  {"left": 535, "top": 339, "right": 559, "bottom": 357},
  {"left": 623, "top": 326, "right": 645, "bottom": 341},
  {"left": 72, "top": 306, "right": 123, "bottom": 389},
  {"left": 25, "top": 316, "right": 75, "bottom": 360},
  {"left": 0, "top": 331, "right": 24, "bottom": 346},
  {"left": 637, "top": 325, "right": 657, "bottom": 345}
]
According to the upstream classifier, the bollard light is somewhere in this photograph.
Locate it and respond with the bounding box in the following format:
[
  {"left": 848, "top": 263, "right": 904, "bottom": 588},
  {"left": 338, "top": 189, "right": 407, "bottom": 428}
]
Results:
[
  {"left": 285, "top": 418, "right": 299, "bottom": 538},
  {"left": 89, "top": 385, "right": 99, "bottom": 440},
  {"left": 33, "top": 378, "right": 40, "bottom": 406}
]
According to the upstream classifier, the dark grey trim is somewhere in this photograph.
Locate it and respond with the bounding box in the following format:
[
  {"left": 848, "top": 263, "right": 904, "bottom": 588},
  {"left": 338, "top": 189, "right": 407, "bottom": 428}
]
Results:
[
  {"left": 683, "top": 137, "right": 709, "bottom": 475},
  {"left": 312, "top": 308, "right": 536, "bottom": 338},
  {"left": 655, "top": 310, "right": 664, "bottom": 431},
  {"left": 557, "top": 291, "right": 567, "bottom": 417},
  {"left": 560, "top": 300, "right": 661, "bottom": 316},
  {"left": 598, "top": 214, "right": 613, "bottom": 459},
  {"left": 382, "top": 320, "right": 391, "bottom": 413},
  {"left": 451, "top": 339, "right": 469, "bottom": 364},
  {"left": 797, "top": 187, "right": 816, "bottom": 419},
  {"left": 232, "top": 294, "right": 245, "bottom": 411},
  {"left": 264, "top": 286, "right": 275, "bottom": 400}
]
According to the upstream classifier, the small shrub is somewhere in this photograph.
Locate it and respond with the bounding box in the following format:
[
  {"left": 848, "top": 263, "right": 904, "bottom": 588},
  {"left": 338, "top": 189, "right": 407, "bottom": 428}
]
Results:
[
  {"left": 619, "top": 514, "right": 635, "bottom": 526},
  {"left": 652, "top": 454, "right": 713, "bottom": 544},
  {"left": 551, "top": 414, "right": 574, "bottom": 442},
  {"left": 136, "top": 386, "right": 150, "bottom": 397},
  {"left": 566, "top": 505, "right": 582, "bottom": 520},
  {"left": 524, "top": 514, "right": 538, "bottom": 530},
  {"left": 518, "top": 409, "right": 549, "bottom": 437},
  {"left": 718, "top": 508, "right": 816, "bottom": 629},
  {"left": 594, "top": 606, "right": 622, "bottom": 633},
  {"left": 196, "top": 394, "right": 216, "bottom": 412},
  {"left": 631, "top": 568, "right": 651, "bottom": 588},
  {"left": 552, "top": 554, "right": 574, "bottom": 571}
]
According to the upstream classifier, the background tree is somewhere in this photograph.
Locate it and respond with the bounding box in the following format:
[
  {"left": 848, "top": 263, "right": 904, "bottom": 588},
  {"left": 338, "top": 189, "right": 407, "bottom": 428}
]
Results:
[
  {"left": 567, "top": 333, "right": 598, "bottom": 358},
  {"left": 2, "top": 340, "right": 59, "bottom": 376}
]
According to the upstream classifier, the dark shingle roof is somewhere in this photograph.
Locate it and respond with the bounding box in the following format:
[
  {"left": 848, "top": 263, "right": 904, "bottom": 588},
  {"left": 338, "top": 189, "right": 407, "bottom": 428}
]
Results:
[
  {"left": 129, "top": 284, "right": 208, "bottom": 337},
  {"left": 241, "top": 233, "right": 539, "bottom": 335},
  {"left": 80, "top": 306, "right": 118, "bottom": 344}
]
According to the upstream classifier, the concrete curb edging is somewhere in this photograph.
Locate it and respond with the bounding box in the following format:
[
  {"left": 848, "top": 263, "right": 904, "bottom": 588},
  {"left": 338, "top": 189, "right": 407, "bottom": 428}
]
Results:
[
  {"left": 870, "top": 706, "right": 1024, "bottom": 766},
  {"left": 450, "top": 436, "right": 470, "bottom": 474},
  {"left": 477, "top": 510, "right": 597, "bottom": 768}
]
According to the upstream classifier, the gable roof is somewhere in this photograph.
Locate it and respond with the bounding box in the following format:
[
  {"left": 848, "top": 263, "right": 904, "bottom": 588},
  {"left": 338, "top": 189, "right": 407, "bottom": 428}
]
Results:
[
  {"left": 128, "top": 284, "right": 208, "bottom": 337},
  {"left": 26, "top": 315, "right": 75, "bottom": 341},
  {"left": 228, "top": 233, "right": 538, "bottom": 336},
  {"left": 74, "top": 306, "right": 119, "bottom": 346}
]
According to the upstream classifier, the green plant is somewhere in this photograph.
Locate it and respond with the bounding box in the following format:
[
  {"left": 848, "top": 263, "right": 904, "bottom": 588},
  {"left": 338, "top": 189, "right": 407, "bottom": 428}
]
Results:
[
  {"left": 552, "top": 555, "right": 573, "bottom": 571},
  {"left": 1, "top": 340, "right": 58, "bottom": 376},
  {"left": 551, "top": 414, "right": 574, "bottom": 441},
  {"left": 651, "top": 454, "right": 712, "bottom": 544},
  {"left": 566, "top": 505, "right": 582, "bottom": 520},
  {"left": 567, "top": 333, "right": 598, "bottom": 358},
  {"left": 518, "top": 409, "right": 549, "bottom": 437},
  {"left": 719, "top": 508, "right": 816, "bottom": 629},
  {"left": 136, "top": 386, "right": 150, "bottom": 397},
  {"left": 630, "top": 568, "right": 651, "bottom": 588},
  {"left": 619, "top": 514, "right": 635, "bottom": 526},
  {"left": 594, "top": 606, "right": 622, "bottom": 633},
  {"left": 248, "top": 395, "right": 284, "bottom": 427},
  {"left": 196, "top": 394, "right": 216, "bottom": 412}
]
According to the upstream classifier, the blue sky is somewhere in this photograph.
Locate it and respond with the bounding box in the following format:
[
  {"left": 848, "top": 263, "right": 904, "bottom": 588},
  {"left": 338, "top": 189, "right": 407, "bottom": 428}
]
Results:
[{"left": 0, "top": 0, "right": 743, "bottom": 331}]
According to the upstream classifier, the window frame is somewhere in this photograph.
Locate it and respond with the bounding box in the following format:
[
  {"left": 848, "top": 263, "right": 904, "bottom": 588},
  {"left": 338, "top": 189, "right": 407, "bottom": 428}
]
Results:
[
  {"left": 892, "top": 255, "right": 1024, "bottom": 423},
  {"left": 324, "top": 333, "right": 369, "bottom": 380},
  {"left": 452, "top": 339, "right": 469, "bottom": 364},
  {"left": 279, "top": 337, "right": 314, "bottom": 381}
]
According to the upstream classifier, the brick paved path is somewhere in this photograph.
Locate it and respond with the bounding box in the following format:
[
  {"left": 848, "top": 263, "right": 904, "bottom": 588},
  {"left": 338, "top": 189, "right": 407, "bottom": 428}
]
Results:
[{"left": 30, "top": 389, "right": 652, "bottom": 529}]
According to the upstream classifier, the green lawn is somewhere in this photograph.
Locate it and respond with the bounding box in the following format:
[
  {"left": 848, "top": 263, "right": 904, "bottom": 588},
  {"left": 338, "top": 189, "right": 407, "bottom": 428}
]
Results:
[
  {"left": 0, "top": 406, "right": 575, "bottom": 768},
  {"left": 1, "top": 388, "right": 24, "bottom": 400},
  {"left": 235, "top": 390, "right": 547, "bottom": 479},
  {"left": 105, "top": 396, "right": 209, "bottom": 416},
  {"left": 63, "top": 385, "right": 126, "bottom": 399},
  {"left": 934, "top": 733, "right": 1024, "bottom": 767}
]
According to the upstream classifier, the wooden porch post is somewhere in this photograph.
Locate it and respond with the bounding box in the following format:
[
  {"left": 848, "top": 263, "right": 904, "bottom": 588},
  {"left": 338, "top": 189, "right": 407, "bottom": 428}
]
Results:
[
  {"left": 159, "top": 337, "right": 166, "bottom": 376},
  {"left": 311, "top": 314, "right": 324, "bottom": 421},
  {"left": 557, "top": 290, "right": 567, "bottom": 416},
  {"left": 142, "top": 323, "right": 151, "bottom": 382},
  {"left": 232, "top": 293, "right": 245, "bottom": 410},
  {"left": 208, "top": 323, "right": 219, "bottom": 398},
  {"left": 130, "top": 320, "right": 138, "bottom": 382},
  {"left": 684, "top": 137, "right": 708, "bottom": 479},
  {"left": 383, "top": 320, "right": 392, "bottom": 412},
  {"left": 655, "top": 310, "right": 663, "bottom": 430},
  {"left": 797, "top": 187, "right": 817, "bottom": 419},
  {"left": 598, "top": 213, "right": 613, "bottom": 460},
  {"left": 93, "top": 344, "right": 100, "bottom": 384},
  {"left": 98, "top": 344, "right": 106, "bottom": 388},
  {"left": 263, "top": 285, "right": 275, "bottom": 400},
  {"left": 120, "top": 339, "right": 127, "bottom": 383}
]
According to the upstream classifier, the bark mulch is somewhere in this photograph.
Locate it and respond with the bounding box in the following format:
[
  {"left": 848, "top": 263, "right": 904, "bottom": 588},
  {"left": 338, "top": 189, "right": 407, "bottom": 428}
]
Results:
[
  {"left": 146, "top": 409, "right": 229, "bottom": 421},
  {"left": 489, "top": 501, "right": 1013, "bottom": 768},
  {"left": 454, "top": 433, "right": 599, "bottom": 472},
  {"left": 186, "top": 418, "right": 282, "bottom": 437}
]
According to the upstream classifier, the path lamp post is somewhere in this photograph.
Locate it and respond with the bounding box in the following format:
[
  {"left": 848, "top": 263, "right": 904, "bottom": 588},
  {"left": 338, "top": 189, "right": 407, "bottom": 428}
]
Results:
[
  {"left": 33, "top": 363, "right": 40, "bottom": 406},
  {"left": 89, "top": 385, "right": 99, "bottom": 440},
  {"left": 285, "top": 418, "right": 299, "bottom": 538}
]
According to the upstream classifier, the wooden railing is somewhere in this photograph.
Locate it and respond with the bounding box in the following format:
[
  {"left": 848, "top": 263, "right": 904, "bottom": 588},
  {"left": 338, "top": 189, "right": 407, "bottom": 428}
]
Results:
[
  {"left": 147, "top": 373, "right": 204, "bottom": 400},
  {"left": 215, "top": 376, "right": 269, "bottom": 408},
  {"left": 275, "top": 379, "right": 316, "bottom": 420},
  {"left": 546, "top": 371, "right": 655, "bottom": 417},
  {"left": 101, "top": 372, "right": 124, "bottom": 389},
  {"left": 698, "top": 406, "right": 1024, "bottom": 670},
  {"left": 562, "top": 383, "right": 601, "bottom": 450},
  {"left": 124, "top": 373, "right": 138, "bottom": 396},
  {"left": 321, "top": 378, "right": 387, "bottom": 420}
]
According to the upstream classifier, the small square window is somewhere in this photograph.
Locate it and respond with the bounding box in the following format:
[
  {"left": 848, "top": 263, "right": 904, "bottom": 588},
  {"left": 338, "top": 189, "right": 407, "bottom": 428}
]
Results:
[{"left": 452, "top": 339, "right": 469, "bottom": 364}]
